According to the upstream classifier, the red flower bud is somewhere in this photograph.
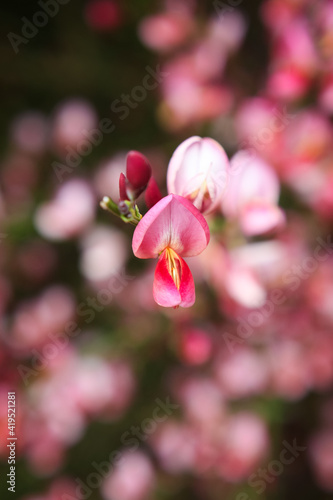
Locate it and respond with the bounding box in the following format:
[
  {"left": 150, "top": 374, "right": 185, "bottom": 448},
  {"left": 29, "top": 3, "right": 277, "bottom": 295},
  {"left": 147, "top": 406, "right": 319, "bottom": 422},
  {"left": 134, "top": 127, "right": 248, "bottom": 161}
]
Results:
[
  {"left": 126, "top": 151, "right": 152, "bottom": 190},
  {"left": 145, "top": 177, "right": 163, "bottom": 209},
  {"left": 119, "top": 172, "right": 129, "bottom": 201}
]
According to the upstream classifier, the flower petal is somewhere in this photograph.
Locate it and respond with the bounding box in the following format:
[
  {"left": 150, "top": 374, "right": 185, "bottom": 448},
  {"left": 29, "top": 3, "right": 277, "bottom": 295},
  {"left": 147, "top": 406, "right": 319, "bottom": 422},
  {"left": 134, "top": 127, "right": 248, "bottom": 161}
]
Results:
[
  {"left": 178, "top": 255, "right": 195, "bottom": 307},
  {"left": 119, "top": 172, "right": 129, "bottom": 201},
  {"left": 126, "top": 151, "right": 151, "bottom": 190},
  {"left": 132, "top": 194, "right": 210, "bottom": 259},
  {"left": 153, "top": 250, "right": 195, "bottom": 308},
  {"left": 153, "top": 250, "right": 181, "bottom": 307},
  {"left": 167, "top": 136, "right": 201, "bottom": 194},
  {"left": 222, "top": 151, "right": 280, "bottom": 218},
  {"left": 145, "top": 177, "right": 163, "bottom": 209},
  {"left": 167, "top": 136, "right": 229, "bottom": 214},
  {"left": 240, "top": 201, "right": 286, "bottom": 236}
]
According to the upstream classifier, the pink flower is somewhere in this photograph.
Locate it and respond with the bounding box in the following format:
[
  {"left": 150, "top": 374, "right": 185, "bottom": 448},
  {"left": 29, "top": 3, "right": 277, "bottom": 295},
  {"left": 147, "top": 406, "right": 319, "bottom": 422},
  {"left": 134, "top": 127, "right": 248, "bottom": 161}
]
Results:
[
  {"left": 119, "top": 151, "right": 152, "bottom": 201},
  {"left": 221, "top": 151, "right": 285, "bottom": 236},
  {"left": 132, "top": 194, "right": 210, "bottom": 308},
  {"left": 218, "top": 412, "right": 269, "bottom": 481},
  {"left": 51, "top": 99, "right": 97, "bottom": 155},
  {"left": 10, "top": 112, "right": 49, "bottom": 155},
  {"left": 125, "top": 151, "right": 152, "bottom": 194},
  {"left": 34, "top": 179, "right": 95, "bottom": 240},
  {"left": 102, "top": 451, "right": 155, "bottom": 500},
  {"left": 138, "top": 12, "right": 193, "bottom": 52},
  {"left": 167, "top": 136, "right": 230, "bottom": 214},
  {"left": 179, "top": 328, "right": 212, "bottom": 365},
  {"left": 144, "top": 177, "right": 163, "bottom": 209}
]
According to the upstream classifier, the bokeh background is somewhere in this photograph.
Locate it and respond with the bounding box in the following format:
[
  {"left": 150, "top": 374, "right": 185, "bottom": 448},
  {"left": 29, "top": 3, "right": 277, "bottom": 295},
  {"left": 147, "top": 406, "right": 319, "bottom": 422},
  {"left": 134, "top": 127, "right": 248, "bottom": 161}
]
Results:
[{"left": 1, "top": 0, "right": 333, "bottom": 499}]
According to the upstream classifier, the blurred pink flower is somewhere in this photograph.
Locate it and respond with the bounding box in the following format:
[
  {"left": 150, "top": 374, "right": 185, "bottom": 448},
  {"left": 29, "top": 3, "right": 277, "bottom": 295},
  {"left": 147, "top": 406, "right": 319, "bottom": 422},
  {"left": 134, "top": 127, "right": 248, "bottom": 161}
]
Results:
[
  {"left": 24, "top": 425, "right": 66, "bottom": 476},
  {"left": 208, "top": 11, "right": 247, "bottom": 51},
  {"left": 218, "top": 412, "right": 269, "bottom": 481},
  {"left": 102, "top": 451, "right": 155, "bottom": 500},
  {"left": 215, "top": 348, "right": 269, "bottom": 398},
  {"left": 150, "top": 420, "right": 196, "bottom": 472},
  {"left": 79, "top": 225, "right": 128, "bottom": 282},
  {"left": 34, "top": 179, "right": 95, "bottom": 240},
  {"left": 269, "top": 341, "right": 311, "bottom": 399},
  {"left": 160, "top": 72, "right": 232, "bottom": 129},
  {"left": 202, "top": 241, "right": 267, "bottom": 311},
  {"left": 10, "top": 286, "right": 76, "bottom": 351},
  {"left": 266, "top": 18, "right": 318, "bottom": 100},
  {"left": 261, "top": 0, "right": 306, "bottom": 32},
  {"left": 177, "top": 377, "right": 225, "bottom": 426},
  {"left": 84, "top": 0, "right": 123, "bottom": 31},
  {"left": 138, "top": 12, "right": 193, "bottom": 52},
  {"left": 10, "top": 112, "right": 49, "bottom": 155},
  {"left": 221, "top": 151, "right": 285, "bottom": 236},
  {"left": 266, "top": 66, "right": 311, "bottom": 102},
  {"left": 179, "top": 328, "right": 212, "bottom": 365},
  {"left": 306, "top": 257, "right": 333, "bottom": 322},
  {"left": 51, "top": 99, "right": 97, "bottom": 155},
  {"left": 1, "top": 153, "right": 39, "bottom": 207},
  {"left": 319, "top": 73, "right": 333, "bottom": 114},
  {"left": 72, "top": 357, "right": 135, "bottom": 418}
]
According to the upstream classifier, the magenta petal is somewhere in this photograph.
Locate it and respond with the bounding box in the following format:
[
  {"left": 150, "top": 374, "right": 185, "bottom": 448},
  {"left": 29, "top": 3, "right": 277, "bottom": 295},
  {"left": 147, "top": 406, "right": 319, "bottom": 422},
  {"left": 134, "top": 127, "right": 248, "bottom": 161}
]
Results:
[
  {"left": 119, "top": 172, "right": 129, "bottom": 201},
  {"left": 126, "top": 151, "right": 152, "bottom": 190},
  {"left": 178, "top": 255, "right": 195, "bottom": 308},
  {"left": 240, "top": 201, "right": 286, "bottom": 236},
  {"left": 132, "top": 194, "right": 210, "bottom": 259},
  {"left": 145, "top": 177, "right": 163, "bottom": 209},
  {"left": 153, "top": 250, "right": 181, "bottom": 307},
  {"left": 153, "top": 250, "right": 195, "bottom": 308}
]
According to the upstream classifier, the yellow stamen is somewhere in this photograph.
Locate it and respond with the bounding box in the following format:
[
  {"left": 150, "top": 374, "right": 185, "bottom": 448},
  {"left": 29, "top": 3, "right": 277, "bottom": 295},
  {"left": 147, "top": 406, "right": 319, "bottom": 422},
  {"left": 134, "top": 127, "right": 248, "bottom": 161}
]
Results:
[
  {"left": 188, "top": 180, "right": 211, "bottom": 212},
  {"left": 165, "top": 248, "right": 182, "bottom": 289}
]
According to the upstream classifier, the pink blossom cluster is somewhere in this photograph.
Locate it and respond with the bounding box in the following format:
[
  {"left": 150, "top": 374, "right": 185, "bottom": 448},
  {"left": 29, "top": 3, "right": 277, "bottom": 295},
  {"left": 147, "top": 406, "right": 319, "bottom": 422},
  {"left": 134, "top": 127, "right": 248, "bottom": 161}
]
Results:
[
  {"left": 1, "top": 0, "right": 333, "bottom": 498},
  {"left": 139, "top": 0, "right": 246, "bottom": 129}
]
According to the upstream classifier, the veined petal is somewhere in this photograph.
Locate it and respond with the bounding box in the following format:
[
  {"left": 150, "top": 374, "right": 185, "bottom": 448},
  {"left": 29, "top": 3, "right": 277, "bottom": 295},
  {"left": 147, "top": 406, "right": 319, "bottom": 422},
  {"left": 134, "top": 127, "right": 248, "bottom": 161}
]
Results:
[
  {"left": 167, "top": 137, "right": 229, "bottom": 214},
  {"left": 153, "top": 249, "right": 195, "bottom": 308},
  {"left": 167, "top": 136, "right": 201, "bottom": 194},
  {"left": 132, "top": 194, "right": 210, "bottom": 259}
]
